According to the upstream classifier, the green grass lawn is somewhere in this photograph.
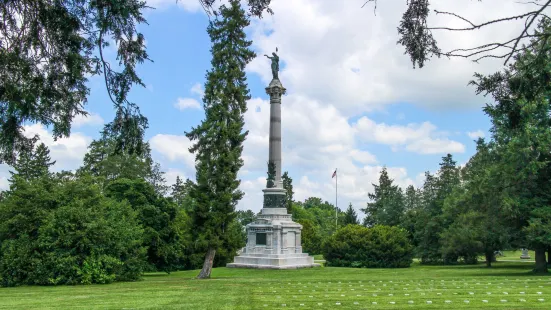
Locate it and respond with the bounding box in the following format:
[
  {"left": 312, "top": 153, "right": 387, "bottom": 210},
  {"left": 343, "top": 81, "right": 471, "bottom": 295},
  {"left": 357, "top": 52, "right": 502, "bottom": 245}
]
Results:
[{"left": 1, "top": 262, "right": 550, "bottom": 309}]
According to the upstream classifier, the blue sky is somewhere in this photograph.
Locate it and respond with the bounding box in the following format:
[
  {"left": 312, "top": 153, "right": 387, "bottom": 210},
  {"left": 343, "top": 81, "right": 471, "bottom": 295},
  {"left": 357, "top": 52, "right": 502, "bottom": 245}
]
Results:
[{"left": 2, "top": 0, "right": 527, "bottom": 214}]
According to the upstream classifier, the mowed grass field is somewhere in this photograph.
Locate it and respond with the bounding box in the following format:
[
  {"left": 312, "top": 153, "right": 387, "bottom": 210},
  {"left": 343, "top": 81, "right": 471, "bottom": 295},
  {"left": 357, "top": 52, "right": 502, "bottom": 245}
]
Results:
[{"left": 1, "top": 261, "right": 551, "bottom": 309}]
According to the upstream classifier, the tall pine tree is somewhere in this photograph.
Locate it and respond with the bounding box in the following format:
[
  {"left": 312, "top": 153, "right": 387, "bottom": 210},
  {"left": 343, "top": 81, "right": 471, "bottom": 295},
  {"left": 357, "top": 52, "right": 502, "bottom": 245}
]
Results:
[
  {"left": 9, "top": 142, "right": 55, "bottom": 182},
  {"left": 185, "top": 0, "right": 254, "bottom": 279},
  {"left": 170, "top": 176, "right": 195, "bottom": 210},
  {"left": 362, "top": 167, "right": 404, "bottom": 227},
  {"left": 343, "top": 203, "right": 359, "bottom": 225}
]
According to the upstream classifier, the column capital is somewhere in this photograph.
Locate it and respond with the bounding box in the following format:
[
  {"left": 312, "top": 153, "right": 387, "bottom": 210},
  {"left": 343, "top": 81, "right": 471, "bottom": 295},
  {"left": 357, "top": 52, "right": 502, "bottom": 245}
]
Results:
[{"left": 265, "top": 78, "right": 286, "bottom": 97}]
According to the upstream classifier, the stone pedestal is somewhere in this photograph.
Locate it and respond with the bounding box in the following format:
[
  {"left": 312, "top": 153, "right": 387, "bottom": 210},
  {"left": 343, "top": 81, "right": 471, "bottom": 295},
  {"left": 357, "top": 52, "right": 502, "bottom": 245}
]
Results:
[
  {"left": 227, "top": 77, "right": 318, "bottom": 269},
  {"left": 227, "top": 208, "right": 319, "bottom": 269}
]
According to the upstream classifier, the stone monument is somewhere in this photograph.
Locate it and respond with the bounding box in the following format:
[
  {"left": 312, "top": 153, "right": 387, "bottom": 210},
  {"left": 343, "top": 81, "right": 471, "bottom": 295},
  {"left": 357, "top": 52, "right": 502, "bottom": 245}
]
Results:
[
  {"left": 520, "top": 248, "right": 531, "bottom": 259},
  {"left": 227, "top": 49, "right": 319, "bottom": 269}
]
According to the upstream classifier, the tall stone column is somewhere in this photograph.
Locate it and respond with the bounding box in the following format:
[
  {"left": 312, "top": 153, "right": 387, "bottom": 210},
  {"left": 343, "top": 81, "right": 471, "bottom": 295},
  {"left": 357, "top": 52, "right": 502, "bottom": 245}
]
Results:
[
  {"left": 262, "top": 78, "right": 287, "bottom": 209},
  {"left": 265, "top": 78, "right": 286, "bottom": 188}
]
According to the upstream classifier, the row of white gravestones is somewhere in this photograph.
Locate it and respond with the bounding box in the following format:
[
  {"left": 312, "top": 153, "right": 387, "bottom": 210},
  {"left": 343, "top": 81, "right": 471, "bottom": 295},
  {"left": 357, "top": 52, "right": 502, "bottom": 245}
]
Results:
[{"left": 264, "top": 298, "right": 546, "bottom": 307}]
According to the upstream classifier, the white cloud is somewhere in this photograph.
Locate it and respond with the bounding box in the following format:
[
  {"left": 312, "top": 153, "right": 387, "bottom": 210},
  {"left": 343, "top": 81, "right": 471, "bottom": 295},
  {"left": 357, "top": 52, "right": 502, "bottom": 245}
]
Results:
[
  {"left": 246, "top": 0, "right": 539, "bottom": 114},
  {"left": 174, "top": 97, "right": 201, "bottom": 110},
  {"left": 157, "top": 91, "right": 461, "bottom": 212},
  {"left": 354, "top": 117, "right": 465, "bottom": 154},
  {"left": 164, "top": 168, "right": 188, "bottom": 187},
  {"left": 146, "top": 0, "right": 203, "bottom": 12},
  {"left": 22, "top": 124, "right": 93, "bottom": 171},
  {"left": 149, "top": 134, "right": 196, "bottom": 170},
  {"left": 0, "top": 175, "right": 8, "bottom": 191},
  {"left": 191, "top": 83, "right": 204, "bottom": 97},
  {"left": 72, "top": 111, "right": 104, "bottom": 128},
  {"left": 147, "top": 0, "right": 537, "bottom": 213},
  {"left": 0, "top": 124, "right": 95, "bottom": 189},
  {"left": 405, "top": 138, "right": 465, "bottom": 155},
  {"left": 174, "top": 83, "right": 206, "bottom": 110},
  {"left": 467, "top": 130, "right": 485, "bottom": 139}
]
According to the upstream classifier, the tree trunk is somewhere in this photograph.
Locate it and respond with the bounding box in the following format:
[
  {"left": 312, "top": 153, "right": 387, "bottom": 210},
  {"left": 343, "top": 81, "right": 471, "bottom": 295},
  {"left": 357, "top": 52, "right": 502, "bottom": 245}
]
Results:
[
  {"left": 197, "top": 247, "right": 216, "bottom": 279},
  {"left": 485, "top": 251, "right": 493, "bottom": 267},
  {"left": 534, "top": 248, "right": 548, "bottom": 274},
  {"left": 547, "top": 246, "right": 551, "bottom": 264}
]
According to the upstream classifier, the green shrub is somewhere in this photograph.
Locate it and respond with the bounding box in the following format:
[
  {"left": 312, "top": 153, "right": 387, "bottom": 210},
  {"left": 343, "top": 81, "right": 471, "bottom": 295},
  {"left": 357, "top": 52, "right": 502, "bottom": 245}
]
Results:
[
  {"left": 104, "top": 178, "right": 188, "bottom": 273},
  {"left": 0, "top": 175, "right": 146, "bottom": 286},
  {"left": 322, "top": 224, "right": 413, "bottom": 268}
]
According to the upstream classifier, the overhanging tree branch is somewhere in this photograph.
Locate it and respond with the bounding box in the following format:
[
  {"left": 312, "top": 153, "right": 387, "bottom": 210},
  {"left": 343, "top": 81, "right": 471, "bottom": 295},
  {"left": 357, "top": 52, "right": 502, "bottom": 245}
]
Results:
[{"left": 363, "top": 0, "right": 551, "bottom": 68}]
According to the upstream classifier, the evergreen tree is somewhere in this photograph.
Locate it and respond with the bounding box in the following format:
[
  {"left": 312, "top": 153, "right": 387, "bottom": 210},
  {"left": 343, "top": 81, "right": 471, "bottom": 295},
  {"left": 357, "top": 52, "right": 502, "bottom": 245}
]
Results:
[
  {"left": 414, "top": 155, "right": 462, "bottom": 264},
  {"left": 185, "top": 0, "right": 255, "bottom": 279},
  {"left": 9, "top": 142, "right": 55, "bottom": 182},
  {"left": 0, "top": 1, "right": 271, "bottom": 164},
  {"left": 78, "top": 134, "right": 168, "bottom": 195},
  {"left": 362, "top": 167, "right": 404, "bottom": 227},
  {"left": 171, "top": 176, "right": 186, "bottom": 206},
  {"left": 440, "top": 139, "right": 510, "bottom": 266},
  {"left": 401, "top": 185, "right": 421, "bottom": 244},
  {"left": 282, "top": 171, "right": 294, "bottom": 212},
  {"left": 343, "top": 203, "right": 359, "bottom": 225},
  {"left": 468, "top": 20, "right": 551, "bottom": 272},
  {"left": 404, "top": 185, "right": 421, "bottom": 212},
  {"left": 435, "top": 154, "right": 461, "bottom": 211}
]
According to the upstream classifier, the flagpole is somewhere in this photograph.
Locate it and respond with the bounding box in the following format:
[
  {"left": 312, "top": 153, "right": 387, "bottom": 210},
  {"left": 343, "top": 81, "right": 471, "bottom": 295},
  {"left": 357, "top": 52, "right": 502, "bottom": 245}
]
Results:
[{"left": 335, "top": 168, "right": 338, "bottom": 230}]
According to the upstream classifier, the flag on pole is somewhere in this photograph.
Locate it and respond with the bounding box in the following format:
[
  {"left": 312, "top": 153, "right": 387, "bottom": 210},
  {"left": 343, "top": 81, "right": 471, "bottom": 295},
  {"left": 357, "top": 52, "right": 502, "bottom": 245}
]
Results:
[{"left": 332, "top": 169, "right": 337, "bottom": 178}]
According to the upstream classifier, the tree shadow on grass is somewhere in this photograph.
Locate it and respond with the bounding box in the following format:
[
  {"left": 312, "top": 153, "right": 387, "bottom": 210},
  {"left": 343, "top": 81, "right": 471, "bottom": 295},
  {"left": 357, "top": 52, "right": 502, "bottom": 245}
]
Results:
[{"left": 458, "top": 262, "right": 549, "bottom": 278}]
